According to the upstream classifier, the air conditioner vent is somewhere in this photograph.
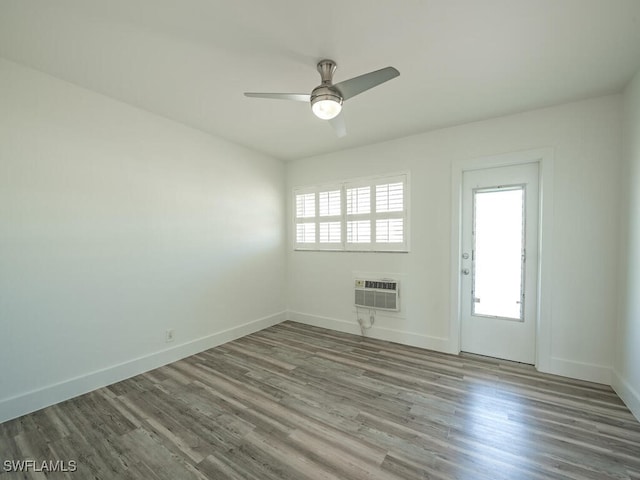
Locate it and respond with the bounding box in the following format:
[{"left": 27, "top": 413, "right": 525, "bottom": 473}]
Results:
[
  {"left": 354, "top": 278, "right": 399, "bottom": 311},
  {"left": 364, "top": 280, "right": 397, "bottom": 290}
]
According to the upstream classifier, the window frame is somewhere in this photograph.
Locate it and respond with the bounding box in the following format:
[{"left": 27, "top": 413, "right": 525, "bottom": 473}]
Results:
[{"left": 293, "top": 172, "right": 410, "bottom": 252}]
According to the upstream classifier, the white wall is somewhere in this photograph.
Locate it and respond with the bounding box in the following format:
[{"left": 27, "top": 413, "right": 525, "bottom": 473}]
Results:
[
  {"left": 287, "top": 95, "right": 622, "bottom": 384},
  {"left": 0, "top": 58, "right": 286, "bottom": 422},
  {"left": 614, "top": 70, "right": 640, "bottom": 420}
]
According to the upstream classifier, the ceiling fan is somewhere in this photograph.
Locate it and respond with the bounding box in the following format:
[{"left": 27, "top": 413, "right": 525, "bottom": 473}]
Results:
[{"left": 244, "top": 59, "right": 400, "bottom": 138}]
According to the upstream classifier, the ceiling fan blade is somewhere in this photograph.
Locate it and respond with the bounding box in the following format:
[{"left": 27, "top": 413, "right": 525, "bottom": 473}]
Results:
[
  {"left": 333, "top": 66, "right": 400, "bottom": 101},
  {"left": 244, "top": 92, "right": 310, "bottom": 102},
  {"left": 329, "top": 113, "right": 347, "bottom": 138}
]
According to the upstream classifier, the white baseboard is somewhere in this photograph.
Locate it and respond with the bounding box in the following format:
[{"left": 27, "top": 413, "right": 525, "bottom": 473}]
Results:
[
  {"left": 287, "top": 310, "right": 451, "bottom": 353},
  {"left": 542, "top": 356, "right": 612, "bottom": 385},
  {"left": 0, "top": 311, "right": 286, "bottom": 424},
  {"left": 612, "top": 369, "right": 640, "bottom": 422}
]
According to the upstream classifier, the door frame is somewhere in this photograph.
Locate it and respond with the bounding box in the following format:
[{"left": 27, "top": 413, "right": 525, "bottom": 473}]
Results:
[{"left": 449, "top": 148, "right": 554, "bottom": 371}]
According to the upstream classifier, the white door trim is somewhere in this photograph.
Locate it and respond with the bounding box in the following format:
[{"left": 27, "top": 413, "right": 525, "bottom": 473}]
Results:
[{"left": 449, "top": 148, "right": 555, "bottom": 371}]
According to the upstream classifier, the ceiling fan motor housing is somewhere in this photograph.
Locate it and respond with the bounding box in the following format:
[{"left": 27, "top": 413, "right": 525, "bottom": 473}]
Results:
[{"left": 311, "top": 85, "right": 343, "bottom": 105}]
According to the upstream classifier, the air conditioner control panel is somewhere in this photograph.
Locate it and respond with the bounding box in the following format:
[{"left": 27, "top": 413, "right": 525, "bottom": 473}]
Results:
[{"left": 355, "top": 279, "right": 397, "bottom": 290}]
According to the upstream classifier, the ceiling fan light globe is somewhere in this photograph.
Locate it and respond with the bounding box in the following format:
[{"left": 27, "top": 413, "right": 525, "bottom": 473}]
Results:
[
  {"left": 310, "top": 86, "right": 343, "bottom": 120},
  {"left": 312, "top": 99, "right": 342, "bottom": 120}
]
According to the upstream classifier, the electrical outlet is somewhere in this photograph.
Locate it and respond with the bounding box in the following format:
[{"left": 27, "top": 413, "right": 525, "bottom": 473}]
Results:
[{"left": 165, "top": 329, "right": 175, "bottom": 343}]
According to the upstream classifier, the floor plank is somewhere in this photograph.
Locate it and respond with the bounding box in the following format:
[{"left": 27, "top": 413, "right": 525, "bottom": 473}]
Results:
[{"left": 1, "top": 321, "right": 639, "bottom": 479}]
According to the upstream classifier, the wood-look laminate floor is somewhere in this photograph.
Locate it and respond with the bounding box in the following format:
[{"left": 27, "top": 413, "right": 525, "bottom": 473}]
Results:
[{"left": 1, "top": 321, "right": 639, "bottom": 480}]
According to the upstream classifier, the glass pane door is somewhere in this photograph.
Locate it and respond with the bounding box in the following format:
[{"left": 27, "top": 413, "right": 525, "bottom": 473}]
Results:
[{"left": 472, "top": 186, "right": 525, "bottom": 320}]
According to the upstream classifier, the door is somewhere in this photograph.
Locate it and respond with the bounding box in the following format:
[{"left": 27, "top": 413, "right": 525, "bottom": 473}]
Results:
[{"left": 460, "top": 163, "right": 539, "bottom": 364}]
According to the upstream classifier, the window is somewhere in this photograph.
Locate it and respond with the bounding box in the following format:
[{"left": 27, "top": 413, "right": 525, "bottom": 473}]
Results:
[{"left": 294, "top": 173, "right": 409, "bottom": 252}]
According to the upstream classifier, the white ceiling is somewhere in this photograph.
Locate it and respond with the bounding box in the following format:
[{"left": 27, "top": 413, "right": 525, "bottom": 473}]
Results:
[{"left": 2, "top": 0, "right": 640, "bottom": 161}]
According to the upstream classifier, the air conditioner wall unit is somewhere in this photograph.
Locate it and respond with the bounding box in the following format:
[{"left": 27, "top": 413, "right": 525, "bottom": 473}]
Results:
[{"left": 354, "top": 278, "right": 400, "bottom": 311}]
